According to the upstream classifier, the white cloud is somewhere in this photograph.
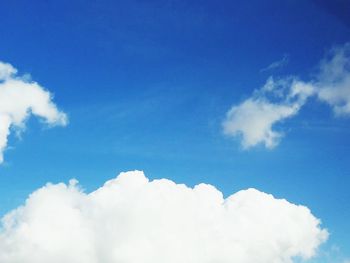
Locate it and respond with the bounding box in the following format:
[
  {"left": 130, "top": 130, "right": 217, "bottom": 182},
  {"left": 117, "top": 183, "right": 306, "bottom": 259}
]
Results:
[
  {"left": 316, "top": 43, "right": 350, "bottom": 115},
  {"left": 223, "top": 77, "right": 315, "bottom": 149},
  {"left": 0, "top": 171, "right": 328, "bottom": 263},
  {"left": 224, "top": 43, "right": 350, "bottom": 149},
  {"left": 223, "top": 98, "right": 299, "bottom": 149},
  {"left": 0, "top": 61, "right": 67, "bottom": 163},
  {"left": 0, "top": 62, "right": 17, "bottom": 80}
]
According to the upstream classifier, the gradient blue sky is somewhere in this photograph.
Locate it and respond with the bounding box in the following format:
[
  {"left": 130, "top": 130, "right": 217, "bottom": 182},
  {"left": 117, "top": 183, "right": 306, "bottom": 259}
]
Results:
[{"left": 0, "top": 0, "right": 349, "bottom": 261}]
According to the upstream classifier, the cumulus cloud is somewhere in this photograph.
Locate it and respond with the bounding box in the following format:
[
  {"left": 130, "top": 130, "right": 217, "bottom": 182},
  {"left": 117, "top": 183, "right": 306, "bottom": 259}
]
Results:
[
  {"left": 224, "top": 43, "right": 350, "bottom": 149},
  {"left": 0, "top": 61, "right": 67, "bottom": 163},
  {"left": 0, "top": 171, "right": 328, "bottom": 263}
]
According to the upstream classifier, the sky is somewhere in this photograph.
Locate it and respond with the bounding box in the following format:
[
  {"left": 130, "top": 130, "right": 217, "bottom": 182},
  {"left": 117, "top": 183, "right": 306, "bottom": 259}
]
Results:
[{"left": 0, "top": 0, "right": 349, "bottom": 262}]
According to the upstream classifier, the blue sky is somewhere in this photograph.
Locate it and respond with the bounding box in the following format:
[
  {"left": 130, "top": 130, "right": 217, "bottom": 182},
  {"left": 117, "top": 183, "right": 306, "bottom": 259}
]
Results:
[{"left": 0, "top": 0, "right": 349, "bottom": 262}]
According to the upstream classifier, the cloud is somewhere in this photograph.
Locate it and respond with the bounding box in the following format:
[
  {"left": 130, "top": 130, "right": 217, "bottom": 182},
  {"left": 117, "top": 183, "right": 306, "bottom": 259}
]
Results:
[
  {"left": 223, "top": 77, "right": 315, "bottom": 149},
  {"left": 0, "top": 171, "right": 328, "bottom": 263},
  {"left": 0, "top": 61, "right": 67, "bottom": 163},
  {"left": 223, "top": 98, "right": 299, "bottom": 149},
  {"left": 224, "top": 43, "right": 350, "bottom": 149},
  {"left": 260, "top": 54, "right": 289, "bottom": 72},
  {"left": 316, "top": 43, "right": 350, "bottom": 115}
]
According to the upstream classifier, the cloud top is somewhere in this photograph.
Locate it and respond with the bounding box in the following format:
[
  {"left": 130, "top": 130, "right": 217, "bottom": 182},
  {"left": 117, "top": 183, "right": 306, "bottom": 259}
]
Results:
[
  {"left": 0, "top": 171, "right": 328, "bottom": 263},
  {"left": 0, "top": 61, "right": 67, "bottom": 163},
  {"left": 223, "top": 43, "right": 350, "bottom": 149}
]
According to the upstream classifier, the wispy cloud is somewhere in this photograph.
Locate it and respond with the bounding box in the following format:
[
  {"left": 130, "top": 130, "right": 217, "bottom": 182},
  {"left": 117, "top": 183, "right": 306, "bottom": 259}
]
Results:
[
  {"left": 0, "top": 171, "right": 327, "bottom": 263},
  {"left": 260, "top": 54, "right": 289, "bottom": 72},
  {"left": 0, "top": 61, "right": 67, "bottom": 163},
  {"left": 223, "top": 43, "right": 350, "bottom": 149}
]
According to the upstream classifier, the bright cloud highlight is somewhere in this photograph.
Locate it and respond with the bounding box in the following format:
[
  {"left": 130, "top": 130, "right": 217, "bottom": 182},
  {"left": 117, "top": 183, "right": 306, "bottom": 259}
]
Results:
[
  {"left": 0, "top": 171, "right": 328, "bottom": 263},
  {"left": 223, "top": 43, "right": 350, "bottom": 149},
  {"left": 0, "top": 61, "right": 67, "bottom": 163}
]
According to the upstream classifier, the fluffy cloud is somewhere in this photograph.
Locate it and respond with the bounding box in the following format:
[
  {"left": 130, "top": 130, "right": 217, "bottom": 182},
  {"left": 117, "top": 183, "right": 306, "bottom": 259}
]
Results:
[
  {"left": 317, "top": 43, "right": 350, "bottom": 115},
  {"left": 223, "top": 43, "right": 350, "bottom": 149},
  {"left": 0, "top": 61, "right": 67, "bottom": 163},
  {"left": 0, "top": 171, "right": 328, "bottom": 263},
  {"left": 223, "top": 77, "right": 314, "bottom": 149},
  {"left": 223, "top": 98, "right": 299, "bottom": 149}
]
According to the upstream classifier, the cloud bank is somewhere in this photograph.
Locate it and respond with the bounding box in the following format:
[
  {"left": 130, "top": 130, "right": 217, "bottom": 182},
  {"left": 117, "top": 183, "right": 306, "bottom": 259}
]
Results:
[
  {"left": 0, "top": 61, "right": 67, "bottom": 163},
  {"left": 223, "top": 43, "right": 350, "bottom": 149},
  {"left": 0, "top": 171, "right": 328, "bottom": 263}
]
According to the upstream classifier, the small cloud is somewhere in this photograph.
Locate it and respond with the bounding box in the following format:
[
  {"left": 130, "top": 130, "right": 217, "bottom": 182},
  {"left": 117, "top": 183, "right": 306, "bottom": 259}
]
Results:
[
  {"left": 224, "top": 43, "right": 350, "bottom": 149},
  {"left": 223, "top": 77, "right": 315, "bottom": 149},
  {"left": 316, "top": 43, "right": 350, "bottom": 115},
  {"left": 260, "top": 54, "right": 289, "bottom": 72},
  {"left": 0, "top": 61, "right": 67, "bottom": 163},
  {"left": 0, "top": 171, "right": 328, "bottom": 263},
  {"left": 223, "top": 97, "right": 299, "bottom": 149}
]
